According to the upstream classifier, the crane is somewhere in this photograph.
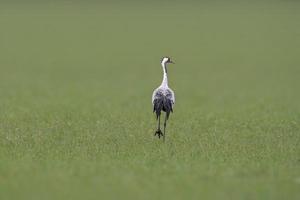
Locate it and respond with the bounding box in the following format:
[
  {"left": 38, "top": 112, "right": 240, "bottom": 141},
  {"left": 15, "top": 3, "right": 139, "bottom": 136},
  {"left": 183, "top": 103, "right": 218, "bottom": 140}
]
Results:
[{"left": 152, "top": 57, "right": 175, "bottom": 142}]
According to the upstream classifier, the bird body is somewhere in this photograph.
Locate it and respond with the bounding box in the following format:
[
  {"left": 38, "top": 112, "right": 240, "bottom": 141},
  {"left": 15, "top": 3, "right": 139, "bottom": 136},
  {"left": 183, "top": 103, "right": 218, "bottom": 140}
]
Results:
[
  {"left": 152, "top": 87, "right": 174, "bottom": 119},
  {"left": 152, "top": 57, "right": 175, "bottom": 141}
]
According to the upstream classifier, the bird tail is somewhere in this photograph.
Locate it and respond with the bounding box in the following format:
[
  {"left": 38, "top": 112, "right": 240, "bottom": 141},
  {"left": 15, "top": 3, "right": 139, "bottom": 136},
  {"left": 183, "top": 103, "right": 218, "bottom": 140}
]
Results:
[
  {"left": 153, "top": 98, "right": 163, "bottom": 119},
  {"left": 163, "top": 96, "right": 173, "bottom": 120},
  {"left": 153, "top": 96, "right": 173, "bottom": 120}
]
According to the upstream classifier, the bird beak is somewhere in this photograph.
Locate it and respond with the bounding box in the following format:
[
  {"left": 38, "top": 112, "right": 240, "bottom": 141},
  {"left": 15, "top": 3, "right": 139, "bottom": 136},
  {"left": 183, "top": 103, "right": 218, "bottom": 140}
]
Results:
[{"left": 170, "top": 60, "right": 175, "bottom": 64}]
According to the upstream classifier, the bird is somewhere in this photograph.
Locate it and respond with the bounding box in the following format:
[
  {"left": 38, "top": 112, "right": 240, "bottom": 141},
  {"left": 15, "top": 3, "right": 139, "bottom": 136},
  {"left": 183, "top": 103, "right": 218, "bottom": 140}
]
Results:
[{"left": 152, "top": 57, "right": 175, "bottom": 142}]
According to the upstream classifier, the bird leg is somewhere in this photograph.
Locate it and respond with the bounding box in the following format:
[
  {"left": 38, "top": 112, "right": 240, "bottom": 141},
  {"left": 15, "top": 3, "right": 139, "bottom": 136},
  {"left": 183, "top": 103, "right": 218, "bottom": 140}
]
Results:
[
  {"left": 154, "top": 115, "right": 163, "bottom": 138},
  {"left": 163, "top": 114, "right": 167, "bottom": 142}
]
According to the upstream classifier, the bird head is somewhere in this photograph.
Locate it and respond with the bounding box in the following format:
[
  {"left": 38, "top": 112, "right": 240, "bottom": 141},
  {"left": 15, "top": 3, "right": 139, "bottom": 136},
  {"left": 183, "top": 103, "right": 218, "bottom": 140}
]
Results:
[{"left": 161, "top": 57, "right": 175, "bottom": 65}]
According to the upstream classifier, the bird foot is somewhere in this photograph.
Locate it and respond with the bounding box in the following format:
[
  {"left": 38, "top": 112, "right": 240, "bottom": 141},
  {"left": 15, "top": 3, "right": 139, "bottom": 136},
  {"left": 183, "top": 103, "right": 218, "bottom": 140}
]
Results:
[{"left": 154, "top": 129, "right": 164, "bottom": 139}]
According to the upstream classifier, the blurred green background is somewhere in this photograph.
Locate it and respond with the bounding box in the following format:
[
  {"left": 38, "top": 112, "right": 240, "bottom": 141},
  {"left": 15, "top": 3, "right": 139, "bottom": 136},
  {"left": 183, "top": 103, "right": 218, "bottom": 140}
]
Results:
[{"left": 0, "top": 1, "right": 299, "bottom": 200}]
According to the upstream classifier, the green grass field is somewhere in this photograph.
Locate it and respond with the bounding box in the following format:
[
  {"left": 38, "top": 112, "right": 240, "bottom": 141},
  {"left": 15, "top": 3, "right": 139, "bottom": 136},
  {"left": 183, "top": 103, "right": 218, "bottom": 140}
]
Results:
[{"left": 0, "top": 1, "right": 300, "bottom": 199}]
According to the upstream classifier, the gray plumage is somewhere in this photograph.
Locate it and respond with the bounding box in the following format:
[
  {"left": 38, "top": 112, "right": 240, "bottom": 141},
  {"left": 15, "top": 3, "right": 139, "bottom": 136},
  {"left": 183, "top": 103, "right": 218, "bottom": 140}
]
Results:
[{"left": 152, "top": 88, "right": 175, "bottom": 120}]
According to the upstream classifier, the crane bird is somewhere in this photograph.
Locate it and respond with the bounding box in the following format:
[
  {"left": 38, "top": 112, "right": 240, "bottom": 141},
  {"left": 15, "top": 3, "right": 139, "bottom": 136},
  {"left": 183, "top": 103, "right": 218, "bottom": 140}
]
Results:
[{"left": 152, "top": 57, "right": 175, "bottom": 142}]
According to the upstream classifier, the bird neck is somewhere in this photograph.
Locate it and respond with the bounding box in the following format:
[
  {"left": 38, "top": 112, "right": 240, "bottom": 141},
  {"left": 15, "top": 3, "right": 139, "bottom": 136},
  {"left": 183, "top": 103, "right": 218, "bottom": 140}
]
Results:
[{"left": 161, "top": 62, "right": 168, "bottom": 87}]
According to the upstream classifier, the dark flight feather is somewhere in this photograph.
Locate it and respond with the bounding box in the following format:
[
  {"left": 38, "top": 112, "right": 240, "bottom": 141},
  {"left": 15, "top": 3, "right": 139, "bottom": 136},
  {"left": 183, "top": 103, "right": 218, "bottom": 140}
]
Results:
[{"left": 153, "top": 92, "right": 173, "bottom": 120}]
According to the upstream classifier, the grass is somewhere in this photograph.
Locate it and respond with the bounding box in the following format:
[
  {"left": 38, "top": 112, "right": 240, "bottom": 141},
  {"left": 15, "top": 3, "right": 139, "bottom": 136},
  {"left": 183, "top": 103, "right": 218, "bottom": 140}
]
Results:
[{"left": 0, "top": 1, "right": 300, "bottom": 199}]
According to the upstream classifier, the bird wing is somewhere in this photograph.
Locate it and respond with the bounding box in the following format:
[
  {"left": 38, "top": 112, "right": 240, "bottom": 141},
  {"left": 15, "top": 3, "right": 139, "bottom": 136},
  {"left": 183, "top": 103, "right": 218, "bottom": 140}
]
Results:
[
  {"left": 152, "top": 87, "right": 162, "bottom": 105},
  {"left": 166, "top": 88, "right": 175, "bottom": 105}
]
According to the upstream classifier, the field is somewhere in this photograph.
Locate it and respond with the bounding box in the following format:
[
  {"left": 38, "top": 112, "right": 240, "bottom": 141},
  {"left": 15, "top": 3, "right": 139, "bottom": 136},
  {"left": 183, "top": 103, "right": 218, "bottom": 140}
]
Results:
[{"left": 0, "top": 1, "right": 300, "bottom": 199}]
